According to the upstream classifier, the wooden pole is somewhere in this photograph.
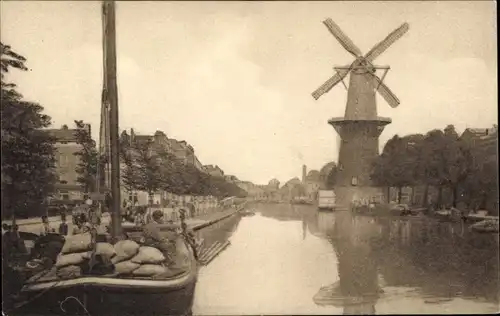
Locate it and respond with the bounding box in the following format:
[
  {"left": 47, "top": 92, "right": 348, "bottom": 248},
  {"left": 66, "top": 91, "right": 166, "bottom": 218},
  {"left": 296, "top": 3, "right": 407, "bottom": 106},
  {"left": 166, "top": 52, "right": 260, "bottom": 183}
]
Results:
[{"left": 102, "top": 0, "right": 122, "bottom": 238}]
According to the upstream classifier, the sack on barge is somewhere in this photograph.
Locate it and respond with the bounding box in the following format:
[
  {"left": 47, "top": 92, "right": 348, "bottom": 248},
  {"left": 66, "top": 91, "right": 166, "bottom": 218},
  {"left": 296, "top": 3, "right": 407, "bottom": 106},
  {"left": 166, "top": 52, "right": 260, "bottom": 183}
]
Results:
[
  {"left": 114, "top": 260, "right": 140, "bottom": 275},
  {"left": 131, "top": 246, "right": 166, "bottom": 264},
  {"left": 95, "top": 242, "right": 115, "bottom": 260},
  {"left": 111, "top": 240, "right": 140, "bottom": 264},
  {"left": 55, "top": 251, "right": 92, "bottom": 268},
  {"left": 60, "top": 233, "right": 92, "bottom": 254},
  {"left": 132, "top": 264, "right": 169, "bottom": 276}
]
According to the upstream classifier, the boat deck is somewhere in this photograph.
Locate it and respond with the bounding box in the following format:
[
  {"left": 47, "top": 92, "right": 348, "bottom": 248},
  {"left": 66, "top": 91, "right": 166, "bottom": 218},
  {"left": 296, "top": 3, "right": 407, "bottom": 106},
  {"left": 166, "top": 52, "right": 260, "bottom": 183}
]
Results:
[{"left": 27, "top": 265, "right": 189, "bottom": 284}]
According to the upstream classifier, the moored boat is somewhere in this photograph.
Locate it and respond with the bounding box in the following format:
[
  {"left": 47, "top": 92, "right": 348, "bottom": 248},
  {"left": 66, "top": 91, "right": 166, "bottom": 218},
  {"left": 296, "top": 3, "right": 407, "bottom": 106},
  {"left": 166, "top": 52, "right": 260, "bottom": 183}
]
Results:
[
  {"left": 14, "top": 236, "right": 198, "bottom": 316},
  {"left": 469, "top": 219, "right": 499, "bottom": 234},
  {"left": 9, "top": 2, "right": 199, "bottom": 315},
  {"left": 239, "top": 208, "right": 256, "bottom": 217}
]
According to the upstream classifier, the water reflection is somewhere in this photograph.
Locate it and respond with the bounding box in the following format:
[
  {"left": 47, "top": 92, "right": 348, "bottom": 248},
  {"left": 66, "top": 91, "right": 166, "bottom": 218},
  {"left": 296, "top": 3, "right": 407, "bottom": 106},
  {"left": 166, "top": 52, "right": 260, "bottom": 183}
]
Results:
[
  {"left": 307, "top": 206, "right": 498, "bottom": 314},
  {"left": 374, "top": 217, "right": 499, "bottom": 304},
  {"left": 193, "top": 204, "right": 498, "bottom": 315},
  {"left": 312, "top": 211, "right": 381, "bottom": 314}
]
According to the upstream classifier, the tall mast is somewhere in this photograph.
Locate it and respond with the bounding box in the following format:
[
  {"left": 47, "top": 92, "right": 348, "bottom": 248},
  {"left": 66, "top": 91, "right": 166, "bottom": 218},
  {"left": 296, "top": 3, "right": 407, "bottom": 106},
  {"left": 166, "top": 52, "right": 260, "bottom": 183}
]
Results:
[{"left": 102, "top": 0, "right": 122, "bottom": 238}]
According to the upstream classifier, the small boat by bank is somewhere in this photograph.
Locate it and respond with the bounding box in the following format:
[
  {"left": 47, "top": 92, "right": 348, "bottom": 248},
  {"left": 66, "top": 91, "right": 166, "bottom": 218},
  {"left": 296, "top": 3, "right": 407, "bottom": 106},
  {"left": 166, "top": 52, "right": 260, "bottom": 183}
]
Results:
[
  {"left": 239, "top": 209, "right": 256, "bottom": 217},
  {"left": 430, "top": 208, "right": 463, "bottom": 222},
  {"left": 466, "top": 212, "right": 498, "bottom": 224},
  {"left": 469, "top": 219, "right": 499, "bottom": 234}
]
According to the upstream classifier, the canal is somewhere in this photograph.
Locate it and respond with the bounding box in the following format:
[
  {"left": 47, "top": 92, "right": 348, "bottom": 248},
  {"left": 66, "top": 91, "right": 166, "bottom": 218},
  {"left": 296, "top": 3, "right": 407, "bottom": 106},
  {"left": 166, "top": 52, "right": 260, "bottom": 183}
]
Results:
[{"left": 194, "top": 203, "right": 499, "bottom": 315}]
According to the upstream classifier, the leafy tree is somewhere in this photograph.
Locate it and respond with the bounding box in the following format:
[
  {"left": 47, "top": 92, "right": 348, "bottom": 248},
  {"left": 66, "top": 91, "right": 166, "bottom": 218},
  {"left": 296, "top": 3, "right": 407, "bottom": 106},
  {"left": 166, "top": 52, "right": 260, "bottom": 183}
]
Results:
[
  {"left": 119, "top": 137, "right": 140, "bottom": 195},
  {"left": 371, "top": 135, "right": 416, "bottom": 203},
  {"left": 325, "top": 163, "right": 338, "bottom": 189},
  {"left": 461, "top": 135, "right": 498, "bottom": 213},
  {"left": 132, "top": 141, "right": 166, "bottom": 205},
  {"left": 419, "top": 126, "right": 473, "bottom": 207},
  {"left": 1, "top": 42, "right": 57, "bottom": 219},
  {"left": 73, "top": 120, "right": 99, "bottom": 193},
  {"left": 440, "top": 125, "right": 473, "bottom": 207}
]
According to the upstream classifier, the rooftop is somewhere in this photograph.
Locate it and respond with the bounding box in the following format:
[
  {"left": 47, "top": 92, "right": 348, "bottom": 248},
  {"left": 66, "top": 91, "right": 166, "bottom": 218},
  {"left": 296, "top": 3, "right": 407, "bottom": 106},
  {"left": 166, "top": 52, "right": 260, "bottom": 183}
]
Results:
[{"left": 44, "top": 124, "right": 88, "bottom": 143}]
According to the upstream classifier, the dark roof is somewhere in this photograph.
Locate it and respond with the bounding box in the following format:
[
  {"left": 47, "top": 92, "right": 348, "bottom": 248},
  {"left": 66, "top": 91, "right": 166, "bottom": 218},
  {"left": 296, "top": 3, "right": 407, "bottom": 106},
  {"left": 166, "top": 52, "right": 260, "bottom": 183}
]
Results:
[
  {"left": 54, "top": 183, "right": 83, "bottom": 191},
  {"left": 45, "top": 128, "right": 78, "bottom": 142},
  {"left": 133, "top": 135, "right": 153, "bottom": 144}
]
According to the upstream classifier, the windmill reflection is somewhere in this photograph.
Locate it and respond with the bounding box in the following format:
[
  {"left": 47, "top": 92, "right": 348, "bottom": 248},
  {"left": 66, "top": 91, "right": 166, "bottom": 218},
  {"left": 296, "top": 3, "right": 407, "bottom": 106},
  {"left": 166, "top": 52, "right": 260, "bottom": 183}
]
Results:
[{"left": 313, "top": 211, "right": 382, "bottom": 315}]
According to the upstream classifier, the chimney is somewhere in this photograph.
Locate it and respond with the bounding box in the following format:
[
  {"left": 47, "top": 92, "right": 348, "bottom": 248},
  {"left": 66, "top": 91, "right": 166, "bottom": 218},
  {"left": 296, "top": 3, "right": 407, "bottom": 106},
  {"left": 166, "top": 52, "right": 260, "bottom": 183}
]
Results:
[
  {"left": 302, "top": 165, "right": 307, "bottom": 183},
  {"left": 130, "top": 128, "right": 135, "bottom": 145},
  {"left": 84, "top": 124, "right": 91, "bottom": 136}
]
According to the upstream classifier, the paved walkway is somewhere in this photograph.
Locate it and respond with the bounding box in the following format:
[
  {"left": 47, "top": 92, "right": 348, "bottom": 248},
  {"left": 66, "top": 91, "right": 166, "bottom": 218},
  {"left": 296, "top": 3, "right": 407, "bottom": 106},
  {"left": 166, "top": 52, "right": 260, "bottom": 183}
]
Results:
[
  {"left": 5, "top": 205, "right": 245, "bottom": 235},
  {"left": 188, "top": 207, "right": 242, "bottom": 230}
]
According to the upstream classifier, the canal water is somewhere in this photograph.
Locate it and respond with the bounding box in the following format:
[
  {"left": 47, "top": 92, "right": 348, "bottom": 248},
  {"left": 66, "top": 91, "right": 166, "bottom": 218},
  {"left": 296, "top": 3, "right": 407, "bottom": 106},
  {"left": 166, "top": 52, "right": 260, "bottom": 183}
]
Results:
[{"left": 194, "top": 203, "right": 499, "bottom": 315}]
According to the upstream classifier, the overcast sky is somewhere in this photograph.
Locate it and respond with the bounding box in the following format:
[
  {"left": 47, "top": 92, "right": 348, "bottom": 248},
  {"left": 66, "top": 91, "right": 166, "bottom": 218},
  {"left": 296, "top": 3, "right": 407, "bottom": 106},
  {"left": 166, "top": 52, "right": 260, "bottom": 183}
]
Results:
[{"left": 1, "top": 1, "right": 497, "bottom": 185}]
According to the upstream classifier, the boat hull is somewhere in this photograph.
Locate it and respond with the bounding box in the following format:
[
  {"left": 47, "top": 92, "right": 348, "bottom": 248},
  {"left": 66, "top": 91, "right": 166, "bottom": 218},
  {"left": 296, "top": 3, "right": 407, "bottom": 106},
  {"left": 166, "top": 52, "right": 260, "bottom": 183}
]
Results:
[
  {"left": 15, "top": 278, "right": 196, "bottom": 316},
  {"left": 16, "top": 244, "right": 198, "bottom": 316}
]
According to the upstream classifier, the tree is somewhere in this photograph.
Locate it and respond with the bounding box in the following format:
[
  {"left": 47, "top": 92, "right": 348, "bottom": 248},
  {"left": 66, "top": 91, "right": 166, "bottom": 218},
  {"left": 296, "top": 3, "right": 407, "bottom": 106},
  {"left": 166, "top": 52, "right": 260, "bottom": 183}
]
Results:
[
  {"left": 371, "top": 135, "right": 417, "bottom": 203},
  {"left": 419, "top": 126, "right": 473, "bottom": 207},
  {"left": 461, "top": 134, "right": 498, "bottom": 213},
  {"left": 441, "top": 125, "right": 473, "bottom": 207},
  {"left": 1, "top": 42, "right": 57, "bottom": 219},
  {"left": 119, "top": 137, "right": 140, "bottom": 195},
  {"left": 74, "top": 120, "right": 99, "bottom": 193},
  {"left": 132, "top": 141, "right": 166, "bottom": 205},
  {"left": 325, "top": 163, "right": 338, "bottom": 189}
]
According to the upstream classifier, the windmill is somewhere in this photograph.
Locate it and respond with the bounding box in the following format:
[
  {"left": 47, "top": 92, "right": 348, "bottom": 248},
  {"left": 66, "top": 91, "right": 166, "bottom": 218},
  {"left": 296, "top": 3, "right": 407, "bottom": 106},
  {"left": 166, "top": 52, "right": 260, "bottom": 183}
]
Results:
[{"left": 311, "top": 18, "right": 409, "bottom": 209}]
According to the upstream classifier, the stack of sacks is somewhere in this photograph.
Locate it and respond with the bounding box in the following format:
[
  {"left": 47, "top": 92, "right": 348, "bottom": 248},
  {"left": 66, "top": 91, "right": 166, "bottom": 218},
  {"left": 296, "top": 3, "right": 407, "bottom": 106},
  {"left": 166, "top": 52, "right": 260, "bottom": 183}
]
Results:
[
  {"left": 112, "top": 241, "right": 178, "bottom": 278},
  {"left": 55, "top": 235, "right": 190, "bottom": 279},
  {"left": 55, "top": 233, "right": 93, "bottom": 278},
  {"left": 55, "top": 233, "right": 116, "bottom": 278}
]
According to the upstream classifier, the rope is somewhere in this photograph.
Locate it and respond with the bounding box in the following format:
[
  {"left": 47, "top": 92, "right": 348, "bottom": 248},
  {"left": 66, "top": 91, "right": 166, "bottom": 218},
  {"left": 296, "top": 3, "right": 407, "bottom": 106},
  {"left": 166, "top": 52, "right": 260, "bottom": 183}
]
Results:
[{"left": 60, "top": 295, "right": 92, "bottom": 316}]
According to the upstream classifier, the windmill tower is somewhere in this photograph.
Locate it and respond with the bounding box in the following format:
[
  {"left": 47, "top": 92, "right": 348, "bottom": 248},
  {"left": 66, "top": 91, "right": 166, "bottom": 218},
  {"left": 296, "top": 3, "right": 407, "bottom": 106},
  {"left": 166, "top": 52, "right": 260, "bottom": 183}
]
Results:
[{"left": 312, "top": 19, "right": 409, "bottom": 210}]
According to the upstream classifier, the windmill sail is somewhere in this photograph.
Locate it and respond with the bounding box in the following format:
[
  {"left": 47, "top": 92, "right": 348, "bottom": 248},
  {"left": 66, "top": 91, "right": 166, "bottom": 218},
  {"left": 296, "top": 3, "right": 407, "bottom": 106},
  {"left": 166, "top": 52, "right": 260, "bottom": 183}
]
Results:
[
  {"left": 323, "top": 19, "right": 362, "bottom": 58},
  {"left": 312, "top": 68, "right": 350, "bottom": 100},
  {"left": 364, "top": 22, "right": 409, "bottom": 63}
]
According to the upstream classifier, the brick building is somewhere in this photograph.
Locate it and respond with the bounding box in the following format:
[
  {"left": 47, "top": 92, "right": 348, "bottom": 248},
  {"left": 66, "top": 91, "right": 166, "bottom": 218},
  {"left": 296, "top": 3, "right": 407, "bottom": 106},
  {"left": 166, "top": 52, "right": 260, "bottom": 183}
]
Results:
[
  {"left": 45, "top": 124, "right": 91, "bottom": 202},
  {"left": 120, "top": 129, "right": 206, "bottom": 173}
]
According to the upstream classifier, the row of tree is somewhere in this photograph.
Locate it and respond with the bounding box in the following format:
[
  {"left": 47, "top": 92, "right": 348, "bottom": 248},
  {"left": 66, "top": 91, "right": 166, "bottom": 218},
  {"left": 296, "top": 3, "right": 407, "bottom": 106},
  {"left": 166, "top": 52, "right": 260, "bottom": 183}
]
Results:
[
  {"left": 1, "top": 43, "right": 57, "bottom": 219},
  {"left": 120, "top": 139, "right": 247, "bottom": 202},
  {"left": 370, "top": 125, "right": 497, "bottom": 212}
]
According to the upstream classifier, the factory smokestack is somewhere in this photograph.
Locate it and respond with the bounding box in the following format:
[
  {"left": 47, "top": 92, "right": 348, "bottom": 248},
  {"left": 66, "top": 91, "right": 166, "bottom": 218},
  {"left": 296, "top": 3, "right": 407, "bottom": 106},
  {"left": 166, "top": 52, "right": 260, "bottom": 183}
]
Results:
[{"left": 302, "top": 165, "right": 307, "bottom": 183}]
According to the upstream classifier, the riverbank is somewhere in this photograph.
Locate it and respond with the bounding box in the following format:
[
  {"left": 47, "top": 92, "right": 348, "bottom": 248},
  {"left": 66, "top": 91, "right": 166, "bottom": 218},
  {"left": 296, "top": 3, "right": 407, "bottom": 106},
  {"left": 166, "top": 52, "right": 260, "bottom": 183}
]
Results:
[
  {"left": 3, "top": 203, "right": 246, "bottom": 235},
  {"left": 190, "top": 206, "right": 244, "bottom": 231}
]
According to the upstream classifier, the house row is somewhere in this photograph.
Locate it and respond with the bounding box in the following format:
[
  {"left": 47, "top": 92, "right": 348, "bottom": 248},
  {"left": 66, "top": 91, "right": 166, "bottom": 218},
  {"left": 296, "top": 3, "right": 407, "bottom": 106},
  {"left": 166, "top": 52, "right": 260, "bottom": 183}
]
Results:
[{"left": 45, "top": 124, "right": 234, "bottom": 205}]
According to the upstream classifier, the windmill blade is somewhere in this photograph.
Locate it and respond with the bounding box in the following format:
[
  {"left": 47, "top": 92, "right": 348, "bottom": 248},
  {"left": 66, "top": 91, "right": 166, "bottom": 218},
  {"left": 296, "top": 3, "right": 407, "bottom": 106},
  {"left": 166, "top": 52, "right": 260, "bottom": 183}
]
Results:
[
  {"left": 312, "top": 68, "right": 350, "bottom": 100},
  {"left": 323, "top": 19, "right": 362, "bottom": 58},
  {"left": 364, "top": 22, "right": 409, "bottom": 63},
  {"left": 371, "top": 73, "right": 400, "bottom": 108}
]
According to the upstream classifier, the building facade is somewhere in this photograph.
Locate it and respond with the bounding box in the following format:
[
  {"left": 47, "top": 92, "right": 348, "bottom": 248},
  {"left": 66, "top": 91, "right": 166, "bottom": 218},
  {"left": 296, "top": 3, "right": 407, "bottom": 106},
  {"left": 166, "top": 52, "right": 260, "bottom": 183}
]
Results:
[
  {"left": 120, "top": 129, "right": 206, "bottom": 173},
  {"left": 45, "top": 124, "right": 91, "bottom": 202},
  {"left": 204, "top": 165, "right": 225, "bottom": 178}
]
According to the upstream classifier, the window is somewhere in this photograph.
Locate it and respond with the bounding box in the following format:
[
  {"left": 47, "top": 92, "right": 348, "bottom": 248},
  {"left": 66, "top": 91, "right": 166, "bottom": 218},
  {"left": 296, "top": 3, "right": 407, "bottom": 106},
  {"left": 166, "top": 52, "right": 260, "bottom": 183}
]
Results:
[
  {"left": 351, "top": 177, "right": 358, "bottom": 186},
  {"left": 60, "top": 190, "right": 70, "bottom": 200},
  {"left": 59, "top": 155, "right": 69, "bottom": 167}
]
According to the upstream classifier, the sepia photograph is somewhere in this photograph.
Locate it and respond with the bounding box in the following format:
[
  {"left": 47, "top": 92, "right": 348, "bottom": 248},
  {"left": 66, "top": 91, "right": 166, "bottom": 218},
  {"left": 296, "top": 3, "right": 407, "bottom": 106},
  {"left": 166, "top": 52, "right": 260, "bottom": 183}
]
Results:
[{"left": 1, "top": 1, "right": 498, "bottom": 315}]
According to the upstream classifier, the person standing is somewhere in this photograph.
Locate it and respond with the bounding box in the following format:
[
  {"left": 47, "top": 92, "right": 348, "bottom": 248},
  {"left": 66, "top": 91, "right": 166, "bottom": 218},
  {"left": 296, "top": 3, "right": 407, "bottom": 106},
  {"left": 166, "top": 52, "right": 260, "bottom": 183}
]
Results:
[
  {"left": 40, "top": 216, "right": 53, "bottom": 236},
  {"left": 134, "top": 206, "right": 147, "bottom": 226},
  {"left": 58, "top": 213, "right": 69, "bottom": 236},
  {"left": 2, "top": 224, "right": 13, "bottom": 260}
]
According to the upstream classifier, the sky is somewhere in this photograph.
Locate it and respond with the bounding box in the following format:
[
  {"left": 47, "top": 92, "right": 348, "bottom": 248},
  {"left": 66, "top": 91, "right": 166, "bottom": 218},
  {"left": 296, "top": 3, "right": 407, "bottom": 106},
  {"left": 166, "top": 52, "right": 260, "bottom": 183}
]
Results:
[{"left": 1, "top": 1, "right": 497, "bottom": 185}]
